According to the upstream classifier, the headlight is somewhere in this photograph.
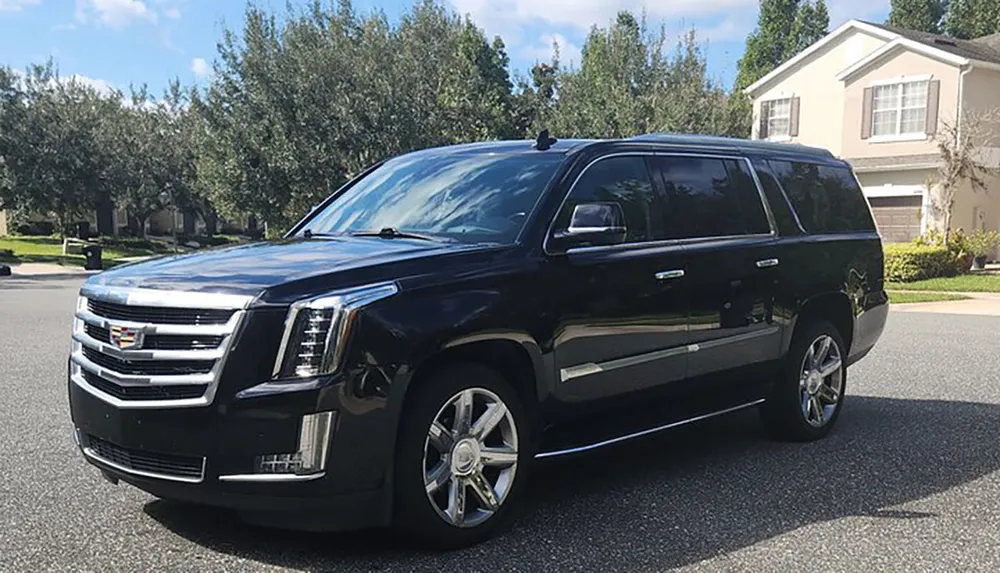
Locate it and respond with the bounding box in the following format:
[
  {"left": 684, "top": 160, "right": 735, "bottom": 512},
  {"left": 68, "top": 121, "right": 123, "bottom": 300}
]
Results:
[{"left": 272, "top": 282, "right": 398, "bottom": 379}]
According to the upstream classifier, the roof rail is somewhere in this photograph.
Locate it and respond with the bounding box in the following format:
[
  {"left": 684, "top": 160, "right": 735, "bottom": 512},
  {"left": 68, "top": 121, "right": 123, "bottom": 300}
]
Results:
[{"left": 627, "top": 133, "right": 835, "bottom": 159}]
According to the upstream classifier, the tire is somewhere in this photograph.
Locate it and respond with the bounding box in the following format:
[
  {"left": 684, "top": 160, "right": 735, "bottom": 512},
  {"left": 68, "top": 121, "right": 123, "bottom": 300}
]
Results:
[
  {"left": 392, "top": 363, "right": 531, "bottom": 549},
  {"left": 761, "top": 319, "right": 847, "bottom": 442}
]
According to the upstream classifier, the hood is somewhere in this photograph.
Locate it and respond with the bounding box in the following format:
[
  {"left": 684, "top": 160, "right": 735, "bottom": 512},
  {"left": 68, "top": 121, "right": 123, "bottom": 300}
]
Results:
[{"left": 86, "top": 236, "right": 488, "bottom": 298}]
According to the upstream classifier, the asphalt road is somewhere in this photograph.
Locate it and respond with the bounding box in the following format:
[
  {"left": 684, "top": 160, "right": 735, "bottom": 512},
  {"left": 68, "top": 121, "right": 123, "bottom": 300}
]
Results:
[{"left": 3, "top": 276, "right": 1000, "bottom": 572}]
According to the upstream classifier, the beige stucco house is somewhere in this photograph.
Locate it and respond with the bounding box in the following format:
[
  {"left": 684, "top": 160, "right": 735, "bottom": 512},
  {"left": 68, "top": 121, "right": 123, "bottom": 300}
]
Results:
[{"left": 746, "top": 19, "right": 1000, "bottom": 243}]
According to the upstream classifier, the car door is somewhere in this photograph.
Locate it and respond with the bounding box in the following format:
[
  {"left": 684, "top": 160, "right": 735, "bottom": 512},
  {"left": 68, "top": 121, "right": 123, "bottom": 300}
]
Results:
[
  {"left": 547, "top": 154, "right": 691, "bottom": 404},
  {"left": 648, "top": 153, "right": 783, "bottom": 391}
]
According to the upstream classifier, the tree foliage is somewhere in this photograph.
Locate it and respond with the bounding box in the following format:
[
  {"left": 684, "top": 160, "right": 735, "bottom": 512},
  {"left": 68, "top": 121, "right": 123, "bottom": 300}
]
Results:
[
  {"left": 944, "top": 0, "right": 1000, "bottom": 39},
  {"left": 888, "top": 0, "right": 948, "bottom": 33},
  {"left": 0, "top": 0, "right": 755, "bottom": 239}
]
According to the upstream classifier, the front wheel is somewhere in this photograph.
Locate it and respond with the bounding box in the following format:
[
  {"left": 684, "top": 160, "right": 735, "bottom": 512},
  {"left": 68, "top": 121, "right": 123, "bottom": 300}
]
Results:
[
  {"left": 761, "top": 319, "right": 847, "bottom": 442},
  {"left": 393, "top": 363, "right": 530, "bottom": 549}
]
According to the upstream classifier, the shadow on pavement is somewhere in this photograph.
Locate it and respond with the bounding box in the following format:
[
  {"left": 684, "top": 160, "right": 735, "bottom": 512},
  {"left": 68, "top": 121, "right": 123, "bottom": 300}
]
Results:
[{"left": 143, "top": 396, "right": 1000, "bottom": 571}]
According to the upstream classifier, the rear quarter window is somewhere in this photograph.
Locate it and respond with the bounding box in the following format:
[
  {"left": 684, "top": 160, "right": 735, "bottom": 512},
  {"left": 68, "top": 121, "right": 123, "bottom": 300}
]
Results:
[{"left": 768, "top": 160, "right": 877, "bottom": 234}]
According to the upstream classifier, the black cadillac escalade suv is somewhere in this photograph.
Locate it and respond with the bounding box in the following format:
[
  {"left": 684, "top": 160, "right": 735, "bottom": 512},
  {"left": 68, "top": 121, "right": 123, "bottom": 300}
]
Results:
[{"left": 68, "top": 133, "right": 888, "bottom": 548}]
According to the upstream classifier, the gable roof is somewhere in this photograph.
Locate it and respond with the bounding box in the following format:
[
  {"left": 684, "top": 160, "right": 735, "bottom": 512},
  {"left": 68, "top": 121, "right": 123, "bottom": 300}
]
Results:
[
  {"left": 744, "top": 20, "right": 896, "bottom": 95},
  {"left": 862, "top": 22, "right": 1000, "bottom": 64},
  {"left": 745, "top": 19, "right": 1000, "bottom": 96}
]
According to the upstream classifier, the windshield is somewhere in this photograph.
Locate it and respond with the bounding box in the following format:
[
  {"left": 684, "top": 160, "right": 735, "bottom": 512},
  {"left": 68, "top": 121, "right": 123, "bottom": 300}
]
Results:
[{"left": 299, "top": 150, "right": 565, "bottom": 244}]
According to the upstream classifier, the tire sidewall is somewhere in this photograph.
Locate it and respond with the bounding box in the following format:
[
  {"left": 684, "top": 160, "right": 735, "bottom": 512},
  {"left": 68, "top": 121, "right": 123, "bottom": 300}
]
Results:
[
  {"left": 393, "top": 362, "right": 532, "bottom": 549},
  {"left": 767, "top": 319, "right": 848, "bottom": 441}
]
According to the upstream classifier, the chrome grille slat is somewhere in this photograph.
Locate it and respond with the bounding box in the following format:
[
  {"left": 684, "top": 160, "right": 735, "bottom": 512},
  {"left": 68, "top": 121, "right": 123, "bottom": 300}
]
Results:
[
  {"left": 85, "top": 435, "right": 205, "bottom": 482},
  {"left": 70, "top": 286, "right": 253, "bottom": 409}
]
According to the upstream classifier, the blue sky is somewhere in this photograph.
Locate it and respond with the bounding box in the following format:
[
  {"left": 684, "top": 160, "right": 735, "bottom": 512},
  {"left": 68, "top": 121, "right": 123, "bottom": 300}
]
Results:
[{"left": 0, "top": 0, "right": 891, "bottom": 97}]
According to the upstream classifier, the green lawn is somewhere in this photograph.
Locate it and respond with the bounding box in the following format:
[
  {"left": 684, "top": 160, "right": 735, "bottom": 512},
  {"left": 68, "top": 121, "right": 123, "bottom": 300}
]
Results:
[
  {"left": 886, "top": 274, "right": 1000, "bottom": 293},
  {"left": 0, "top": 236, "right": 160, "bottom": 268},
  {"left": 888, "top": 291, "right": 971, "bottom": 304}
]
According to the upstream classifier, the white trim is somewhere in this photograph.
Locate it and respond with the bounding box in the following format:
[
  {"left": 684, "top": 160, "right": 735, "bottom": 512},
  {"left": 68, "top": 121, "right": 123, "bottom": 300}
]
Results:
[
  {"left": 862, "top": 183, "right": 925, "bottom": 198},
  {"left": 852, "top": 162, "right": 939, "bottom": 173},
  {"left": 744, "top": 19, "right": 897, "bottom": 95},
  {"left": 869, "top": 73, "right": 933, "bottom": 87},
  {"left": 767, "top": 135, "right": 793, "bottom": 143},
  {"left": 837, "top": 38, "right": 967, "bottom": 82},
  {"left": 868, "top": 133, "right": 929, "bottom": 143}
]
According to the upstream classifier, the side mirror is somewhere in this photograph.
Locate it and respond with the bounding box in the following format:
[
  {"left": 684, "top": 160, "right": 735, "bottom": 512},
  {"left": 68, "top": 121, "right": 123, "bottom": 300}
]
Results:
[{"left": 550, "top": 202, "right": 627, "bottom": 252}]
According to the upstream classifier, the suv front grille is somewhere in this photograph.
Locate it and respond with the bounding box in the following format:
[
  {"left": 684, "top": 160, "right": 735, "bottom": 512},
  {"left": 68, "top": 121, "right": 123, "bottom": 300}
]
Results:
[
  {"left": 82, "top": 346, "right": 215, "bottom": 376},
  {"left": 85, "top": 323, "right": 225, "bottom": 350},
  {"left": 87, "top": 299, "right": 234, "bottom": 325},
  {"left": 83, "top": 371, "right": 207, "bottom": 401},
  {"left": 72, "top": 288, "right": 251, "bottom": 408},
  {"left": 86, "top": 435, "right": 204, "bottom": 481}
]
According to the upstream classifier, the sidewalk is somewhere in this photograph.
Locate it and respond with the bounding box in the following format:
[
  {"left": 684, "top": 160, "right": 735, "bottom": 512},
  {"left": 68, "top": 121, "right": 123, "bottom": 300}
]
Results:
[
  {"left": 1, "top": 262, "right": 99, "bottom": 280},
  {"left": 891, "top": 290, "right": 1000, "bottom": 316}
]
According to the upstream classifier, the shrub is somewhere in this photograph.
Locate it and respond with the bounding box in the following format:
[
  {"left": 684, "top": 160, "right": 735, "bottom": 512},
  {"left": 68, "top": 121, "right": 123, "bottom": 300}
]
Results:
[
  {"left": 884, "top": 244, "right": 958, "bottom": 282},
  {"left": 966, "top": 229, "right": 1000, "bottom": 259}
]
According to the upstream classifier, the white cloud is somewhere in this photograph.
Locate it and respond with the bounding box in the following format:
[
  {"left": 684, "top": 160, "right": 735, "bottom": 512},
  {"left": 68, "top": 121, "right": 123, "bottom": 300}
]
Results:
[
  {"left": 190, "top": 57, "right": 211, "bottom": 79},
  {"left": 66, "top": 74, "right": 118, "bottom": 96},
  {"left": 163, "top": 6, "right": 180, "bottom": 19},
  {"left": 522, "top": 33, "right": 582, "bottom": 66},
  {"left": 0, "top": 0, "right": 40, "bottom": 12},
  {"left": 76, "top": 0, "right": 156, "bottom": 29}
]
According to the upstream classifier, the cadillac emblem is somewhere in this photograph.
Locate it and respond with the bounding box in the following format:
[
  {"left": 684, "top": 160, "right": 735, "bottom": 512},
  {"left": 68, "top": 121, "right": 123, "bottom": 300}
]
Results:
[{"left": 109, "top": 325, "right": 143, "bottom": 350}]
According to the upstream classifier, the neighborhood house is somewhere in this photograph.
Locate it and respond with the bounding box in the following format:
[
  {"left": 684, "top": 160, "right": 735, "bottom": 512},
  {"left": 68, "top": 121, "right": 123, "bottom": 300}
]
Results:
[{"left": 746, "top": 19, "right": 1000, "bottom": 243}]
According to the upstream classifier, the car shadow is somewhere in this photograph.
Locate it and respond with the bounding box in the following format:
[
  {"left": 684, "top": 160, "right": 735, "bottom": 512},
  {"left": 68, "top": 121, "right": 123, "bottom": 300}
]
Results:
[{"left": 143, "top": 395, "right": 1000, "bottom": 571}]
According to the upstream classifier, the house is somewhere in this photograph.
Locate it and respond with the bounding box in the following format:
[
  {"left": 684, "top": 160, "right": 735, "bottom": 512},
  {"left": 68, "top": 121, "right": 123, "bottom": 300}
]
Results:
[{"left": 745, "top": 19, "right": 1000, "bottom": 243}]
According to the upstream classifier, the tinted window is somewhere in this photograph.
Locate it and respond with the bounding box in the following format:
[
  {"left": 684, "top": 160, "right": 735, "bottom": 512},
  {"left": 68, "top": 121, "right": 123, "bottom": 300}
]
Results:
[
  {"left": 652, "top": 156, "right": 771, "bottom": 239},
  {"left": 556, "top": 156, "right": 663, "bottom": 243},
  {"left": 768, "top": 160, "right": 877, "bottom": 233},
  {"left": 302, "top": 151, "right": 564, "bottom": 244},
  {"left": 749, "top": 157, "right": 803, "bottom": 236}
]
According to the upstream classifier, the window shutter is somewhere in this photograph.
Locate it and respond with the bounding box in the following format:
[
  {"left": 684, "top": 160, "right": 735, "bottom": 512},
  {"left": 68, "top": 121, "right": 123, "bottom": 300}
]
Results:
[
  {"left": 926, "top": 80, "right": 941, "bottom": 136},
  {"left": 861, "top": 87, "right": 874, "bottom": 140},
  {"left": 789, "top": 97, "right": 801, "bottom": 137},
  {"left": 759, "top": 101, "right": 770, "bottom": 140}
]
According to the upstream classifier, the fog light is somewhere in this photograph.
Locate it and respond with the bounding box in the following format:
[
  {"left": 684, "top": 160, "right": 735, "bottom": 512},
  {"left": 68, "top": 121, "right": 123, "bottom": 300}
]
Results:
[{"left": 255, "top": 411, "right": 335, "bottom": 475}]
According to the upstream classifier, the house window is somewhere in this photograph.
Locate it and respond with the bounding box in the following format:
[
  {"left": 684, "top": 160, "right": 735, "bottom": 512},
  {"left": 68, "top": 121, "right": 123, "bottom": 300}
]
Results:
[
  {"left": 766, "top": 98, "right": 792, "bottom": 138},
  {"left": 871, "top": 80, "right": 928, "bottom": 137}
]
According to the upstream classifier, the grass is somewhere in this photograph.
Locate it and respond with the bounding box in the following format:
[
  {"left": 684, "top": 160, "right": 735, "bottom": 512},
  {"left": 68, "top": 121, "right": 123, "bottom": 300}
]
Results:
[
  {"left": 0, "top": 235, "right": 159, "bottom": 268},
  {"left": 888, "top": 291, "right": 971, "bottom": 304},
  {"left": 886, "top": 274, "right": 1000, "bottom": 293}
]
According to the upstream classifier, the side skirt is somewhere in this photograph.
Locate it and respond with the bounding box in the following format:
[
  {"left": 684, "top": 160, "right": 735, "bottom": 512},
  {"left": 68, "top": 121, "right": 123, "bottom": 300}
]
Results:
[{"left": 534, "top": 398, "right": 766, "bottom": 459}]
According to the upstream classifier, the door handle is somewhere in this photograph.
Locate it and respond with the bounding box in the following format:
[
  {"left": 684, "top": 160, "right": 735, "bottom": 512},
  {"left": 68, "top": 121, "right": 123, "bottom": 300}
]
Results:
[
  {"left": 756, "top": 258, "right": 779, "bottom": 269},
  {"left": 655, "top": 269, "right": 685, "bottom": 280}
]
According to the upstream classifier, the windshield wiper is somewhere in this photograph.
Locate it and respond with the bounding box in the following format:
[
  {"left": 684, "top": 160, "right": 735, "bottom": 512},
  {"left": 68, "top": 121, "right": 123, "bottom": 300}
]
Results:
[
  {"left": 301, "top": 229, "right": 343, "bottom": 239},
  {"left": 349, "top": 227, "right": 444, "bottom": 242}
]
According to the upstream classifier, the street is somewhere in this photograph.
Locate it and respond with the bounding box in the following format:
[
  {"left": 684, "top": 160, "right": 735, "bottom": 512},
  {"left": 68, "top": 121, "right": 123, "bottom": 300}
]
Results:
[{"left": 2, "top": 276, "right": 1000, "bottom": 572}]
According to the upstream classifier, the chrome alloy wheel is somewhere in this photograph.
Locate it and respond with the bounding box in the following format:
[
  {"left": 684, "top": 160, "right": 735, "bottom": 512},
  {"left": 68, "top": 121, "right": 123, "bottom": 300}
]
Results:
[
  {"left": 799, "top": 334, "right": 843, "bottom": 428},
  {"left": 423, "top": 388, "right": 519, "bottom": 528}
]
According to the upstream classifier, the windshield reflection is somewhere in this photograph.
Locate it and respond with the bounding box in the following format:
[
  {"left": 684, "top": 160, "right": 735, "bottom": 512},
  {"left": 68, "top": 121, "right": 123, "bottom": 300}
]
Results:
[{"left": 302, "top": 150, "right": 564, "bottom": 244}]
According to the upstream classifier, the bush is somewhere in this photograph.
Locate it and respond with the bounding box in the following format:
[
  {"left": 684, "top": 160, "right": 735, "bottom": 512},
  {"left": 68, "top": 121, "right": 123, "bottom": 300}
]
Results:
[{"left": 884, "top": 244, "right": 959, "bottom": 282}]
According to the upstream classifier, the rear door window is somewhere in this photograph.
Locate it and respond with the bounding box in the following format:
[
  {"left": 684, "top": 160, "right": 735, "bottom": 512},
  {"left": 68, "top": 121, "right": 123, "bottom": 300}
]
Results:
[
  {"left": 649, "top": 155, "right": 772, "bottom": 239},
  {"left": 768, "top": 160, "right": 877, "bottom": 233}
]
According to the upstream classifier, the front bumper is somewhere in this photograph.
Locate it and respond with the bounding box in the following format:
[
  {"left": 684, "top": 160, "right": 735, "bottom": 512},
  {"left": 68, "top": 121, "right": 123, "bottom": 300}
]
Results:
[{"left": 68, "top": 375, "right": 393, "bottom": 532}]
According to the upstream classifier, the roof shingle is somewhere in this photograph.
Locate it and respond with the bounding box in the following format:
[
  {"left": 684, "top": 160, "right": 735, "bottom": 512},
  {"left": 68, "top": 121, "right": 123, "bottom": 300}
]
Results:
[{"left": 862, "top": 21, "right": 1000, "bottom": 65}]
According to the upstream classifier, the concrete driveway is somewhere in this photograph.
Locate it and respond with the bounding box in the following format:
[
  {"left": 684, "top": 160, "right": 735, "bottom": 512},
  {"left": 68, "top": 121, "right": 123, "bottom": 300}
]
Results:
[{"left": 2, "top": 276, "right": 999, "bottom": 572}]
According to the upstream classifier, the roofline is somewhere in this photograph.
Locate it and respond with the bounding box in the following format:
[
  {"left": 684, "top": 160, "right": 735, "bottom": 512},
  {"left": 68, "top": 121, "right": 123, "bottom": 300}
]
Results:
[
  {"left": 836, "top": 37, "right": 968, "bottom": 82},
  {"left": 851, "top": 162, "right": 940, "bottom": 173},
  {"left": 744, "top": 19, "right": 898, "bottom": 95}
]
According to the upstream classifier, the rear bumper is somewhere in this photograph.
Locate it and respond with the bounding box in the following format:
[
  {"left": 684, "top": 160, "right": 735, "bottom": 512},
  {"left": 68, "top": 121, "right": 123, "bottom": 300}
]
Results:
[
  {"left": 68, "top": 373, "right": 394, "bottom": 532},
  {"left": 848, "top": 290, "right": 889, "bottom": 366}
]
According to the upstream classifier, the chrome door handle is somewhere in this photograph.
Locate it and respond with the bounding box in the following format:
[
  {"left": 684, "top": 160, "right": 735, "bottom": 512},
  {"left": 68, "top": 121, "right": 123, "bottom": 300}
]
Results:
[
  {"left": 655, "top": 270, "right": 685, "bottom": 280},
  {"left": 756, "top": 258, "right": 779, "bottom": 269}
]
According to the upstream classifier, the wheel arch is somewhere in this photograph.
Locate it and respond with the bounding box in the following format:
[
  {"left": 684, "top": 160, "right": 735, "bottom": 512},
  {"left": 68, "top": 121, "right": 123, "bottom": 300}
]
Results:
[{"left": 784, "top": 291, "right": 856, "bottom": 358}]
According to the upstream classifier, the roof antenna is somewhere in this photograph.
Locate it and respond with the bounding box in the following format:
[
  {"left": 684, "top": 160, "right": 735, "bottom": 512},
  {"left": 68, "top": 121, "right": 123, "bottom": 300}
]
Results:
[{"left": 534, "top": 129, "right": 557, "bottom": 151}]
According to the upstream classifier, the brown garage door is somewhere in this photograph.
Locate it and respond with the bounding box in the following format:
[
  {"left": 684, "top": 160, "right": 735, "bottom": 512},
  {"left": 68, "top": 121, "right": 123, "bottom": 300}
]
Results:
[{"left": 868, "top": 196, "right": 922, "bottom": 243}]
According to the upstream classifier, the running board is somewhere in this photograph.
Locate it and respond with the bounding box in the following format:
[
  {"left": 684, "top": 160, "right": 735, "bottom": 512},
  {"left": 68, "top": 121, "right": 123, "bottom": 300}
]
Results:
[{"left": 533, "top": 399, "right": 766, "bottom": 459}]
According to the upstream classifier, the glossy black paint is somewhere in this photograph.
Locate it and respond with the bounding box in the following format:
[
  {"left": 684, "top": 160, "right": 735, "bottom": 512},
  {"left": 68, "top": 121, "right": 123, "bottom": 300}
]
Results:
[{"left": 69, "top": 135, "right": 888, "bottom": 531}]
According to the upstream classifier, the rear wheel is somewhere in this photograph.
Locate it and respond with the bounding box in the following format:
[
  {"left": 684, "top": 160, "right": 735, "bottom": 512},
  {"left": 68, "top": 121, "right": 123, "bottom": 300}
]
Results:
[
  {"left": 761, "top": 319, "right": 846, "bottom": 442},
  {"left": 393, "top": 363, "right": 530, "bottom": 549}
]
